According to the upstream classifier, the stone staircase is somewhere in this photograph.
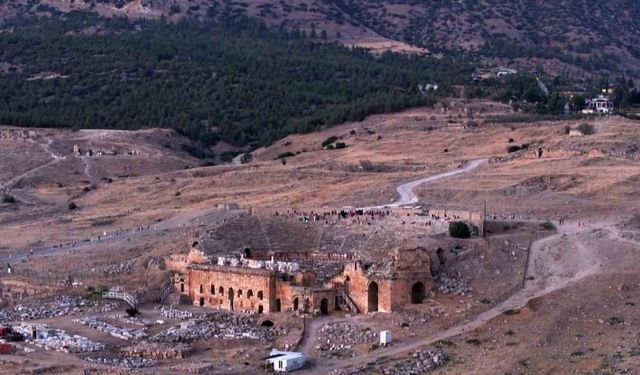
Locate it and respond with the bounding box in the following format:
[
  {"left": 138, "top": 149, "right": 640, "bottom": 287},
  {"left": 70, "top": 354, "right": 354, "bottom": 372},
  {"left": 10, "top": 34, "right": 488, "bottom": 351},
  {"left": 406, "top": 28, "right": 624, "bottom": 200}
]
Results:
[
  {"left": 317, "top": 224, "right": 350, "bottom": 252},
  {"left": 157, "top": 280, "right": 174, "bottom": 304},
  {"left": 340, "top": 290, "right": 359, "bottom": 314},
  {"left": 102, "top": 290, "right": 138, "bottom": 308},
  {"left": 259, "top": 216, "right": 319, "bottom": 252}
]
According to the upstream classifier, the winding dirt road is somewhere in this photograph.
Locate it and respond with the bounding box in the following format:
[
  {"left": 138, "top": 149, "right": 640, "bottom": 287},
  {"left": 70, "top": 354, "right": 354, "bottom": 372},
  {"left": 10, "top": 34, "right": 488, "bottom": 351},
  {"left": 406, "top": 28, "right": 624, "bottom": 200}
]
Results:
[
  {"left": 304, "top": 221, "right": 607, "bottom": 374},
  {"left": 360, "top": 158, "right": 488, "bottom": 209}
]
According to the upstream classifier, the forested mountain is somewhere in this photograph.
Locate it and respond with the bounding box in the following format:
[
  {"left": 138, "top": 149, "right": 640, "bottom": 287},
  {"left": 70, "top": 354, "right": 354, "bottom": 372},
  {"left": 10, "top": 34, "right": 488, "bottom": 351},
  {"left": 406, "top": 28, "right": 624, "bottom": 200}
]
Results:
[
  {"left": 0, "top": 12, "right": 472, "bottom": 149},
  {"left": 1, "top": 1, "right": 639, "bottom": 151},
  {"left": 3, "top": 0, "right": 640, "bottom": 79}
]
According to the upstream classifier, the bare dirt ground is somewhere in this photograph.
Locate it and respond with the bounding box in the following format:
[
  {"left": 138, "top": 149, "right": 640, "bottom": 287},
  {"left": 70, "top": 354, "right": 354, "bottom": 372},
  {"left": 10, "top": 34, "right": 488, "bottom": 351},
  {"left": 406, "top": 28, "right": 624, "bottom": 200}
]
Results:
[{"left": 1, "top": 101, "right": 640, "bottom": 373}]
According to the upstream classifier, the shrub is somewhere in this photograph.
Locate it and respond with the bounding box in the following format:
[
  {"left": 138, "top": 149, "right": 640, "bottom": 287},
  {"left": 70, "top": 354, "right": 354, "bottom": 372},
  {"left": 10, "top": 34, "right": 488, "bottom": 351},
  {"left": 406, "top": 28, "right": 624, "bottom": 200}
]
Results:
[
  {"left": 577, "top": 123, "right": 596, "bottom": 135},
  {"left": 540, "top": 221, "right": 556, "bottom": 231},
  {"left": 276, "top": 151, "right": 295, "bottom": 159},
  {"left": 220, "top": 151, "right": 241, "bottom": 163},
  {"left": 449, "top": 221, "right": 471, "bottom": 238},
  {"left": 169, "top": 4, "right": 181, "bottom": 15},
  {"left": 507, "top": 145, "right": 522, "bottom": 153},
  {"left": 68, "top": 202, "right": 78, "bottom": 210},
  {"left": 335, "top": 142, "right": 346, "bottom": 149},
  {"left": 321, "top": 136, "right": 338, "bottom": 147},
  {"left": 126, "top": 307, "right": 140, "bottom": 317},
  {"left": 2, "top": 195, "right": 16, "bottom": 204}
]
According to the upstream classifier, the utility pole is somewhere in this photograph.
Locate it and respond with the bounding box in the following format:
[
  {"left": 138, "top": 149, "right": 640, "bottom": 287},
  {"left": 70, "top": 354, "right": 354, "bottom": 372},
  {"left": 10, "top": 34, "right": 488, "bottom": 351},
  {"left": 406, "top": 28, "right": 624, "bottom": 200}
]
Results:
[{"left": 483, "top": 199, "right": 488, "bottom": 238}]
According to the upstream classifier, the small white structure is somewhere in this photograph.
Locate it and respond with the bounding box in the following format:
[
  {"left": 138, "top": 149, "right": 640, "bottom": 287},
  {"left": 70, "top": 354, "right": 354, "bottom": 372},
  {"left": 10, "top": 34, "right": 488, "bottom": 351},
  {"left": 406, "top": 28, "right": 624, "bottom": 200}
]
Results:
[
  {"left": 569, "top": 129, "right": 584, "bottom": 137},
  {"left": 265, "top": 350, "right": 307, "bottom": 373},
  {"left": 380, "top": 330, "right": 392, "bottom": 346},
  {"left": 583, "top": 95, "right": 614, "bottom": 114},
  {"left": 496, "top": 68, "right": 517, "bottom": 77}
]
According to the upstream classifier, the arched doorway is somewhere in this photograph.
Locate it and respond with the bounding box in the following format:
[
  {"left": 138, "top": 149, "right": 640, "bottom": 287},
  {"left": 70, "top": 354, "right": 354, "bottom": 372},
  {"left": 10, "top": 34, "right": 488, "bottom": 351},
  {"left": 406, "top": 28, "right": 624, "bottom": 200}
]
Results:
[
  {"left": 258, "top": 305, "right": 264, "bottom": 314},
  {"left": 436, "top": 248, "right": 446, "bottom": 265},
  {"left": 293, "top": 297, "right": 299, "bottom": 311},
  {"left": 335, "top": 295, "right": 341, "bottom": 311},
  {"left": 228, "top": 288, "right": 234, "bottom": 311},
  {"left": 304, "top": 298, "right": 310, "bottom": 312},
  {"left": 179, "top": 278, "right": 184, "bottom": 293},
  {"left": 320, "top": 298, "right": 329, "bottom": 315},
  {"left": 368, "top": 282, "right": 379, "bottom": 313},
  {"left": 244, "top": 247, "right": 252, "bottom": 259},
  {"left": 275, "top": 299, "right": 281, "bottom": 312},
  {"left": 261, "top": 320, "right": 274, "bottom": 327},
  {"left": 199, "top": 297, "right": 204, "bottom": 306},
  {"left": 411, "top": 282, "right": 426, "bottom": 304}
]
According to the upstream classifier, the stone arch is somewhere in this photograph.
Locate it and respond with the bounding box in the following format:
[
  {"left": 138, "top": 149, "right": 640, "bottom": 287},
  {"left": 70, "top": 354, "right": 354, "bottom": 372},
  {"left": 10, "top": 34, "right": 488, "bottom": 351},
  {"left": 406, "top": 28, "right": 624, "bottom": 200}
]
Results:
[
  {"left": 368, "top": 281, "right": 379, "bottom": 313},
  {"left": 436, "top": 248, "right": 446, "bottom": 265},
  {"left": 261, "top": 320, "right": 274, "bottom": 327},
  {"left": 210, "top": 284, "right": 215, "bottom": 294},
  {"left": 258, "top": 305, "right": 264, "bottom": 314},
  {"left": 320, "top": 298, "right": 329, "bottom": 315},
  {"left": 247, "top": 290, "right": 254, "bottom": 299},
  {"left": 275, "top": 299, "right": 281, "bottom": 312},
  {"left": 411, "top": 282, "right": 426, "bottom": 304},
  {"left": 228, "top": 288, "right": 234, "bottom": 311},
  {"left": 179, "top": 278, "right": 184, "bottom": 293},
  {"left": 293, "top": 297, "right": 299, "bottom": 311},
  {"left": 199, "top": 284, "right": 203, "bottom": 294},
  {"left": 244, "top": 247, "right": 252, "bottom": 259},
  {"left": 304, "top": 298, "right": 310, "bottom": 312},
  {"left": 199, "top": 297, "right": 204, "bottom": 306},
  {"left": 219, "top": 286, "right": 224, "bottom": 296},
  {"left": 257, "top": 291, "right": 263, "bottom": 300},
  {"left": 238, "top": 289, "right": 243, "bottom": 298}
]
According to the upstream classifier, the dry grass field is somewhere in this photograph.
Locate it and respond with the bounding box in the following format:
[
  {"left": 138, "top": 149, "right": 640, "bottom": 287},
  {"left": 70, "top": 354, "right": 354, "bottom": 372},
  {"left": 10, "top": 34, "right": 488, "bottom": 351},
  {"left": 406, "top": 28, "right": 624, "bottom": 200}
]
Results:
[{"left": 2, "top": 101, "right": 640, "bottom": 374}]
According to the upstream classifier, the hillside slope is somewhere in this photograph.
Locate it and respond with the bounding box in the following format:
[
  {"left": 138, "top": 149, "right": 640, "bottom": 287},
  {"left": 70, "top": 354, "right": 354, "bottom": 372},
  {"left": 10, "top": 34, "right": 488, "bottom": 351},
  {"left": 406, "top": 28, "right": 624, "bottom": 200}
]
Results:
[{"left": 3, "top": 0, "right": 640, "bottom": 78}]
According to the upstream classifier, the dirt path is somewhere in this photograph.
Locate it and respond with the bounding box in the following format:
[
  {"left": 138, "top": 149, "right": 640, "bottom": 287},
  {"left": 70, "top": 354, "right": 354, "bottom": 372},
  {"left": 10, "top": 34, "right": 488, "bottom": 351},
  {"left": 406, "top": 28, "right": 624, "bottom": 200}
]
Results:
[
  {"left": 304, "top": 220, "right": 608, "bottom": 374},
  {"left": 0, "top": 207, "right": 232, "bottom": 262},
  {"left": 81, "top": 155, "right": 93, "bottom": 181},
  {"left": 359, "top": 158, "right": 488, "bottom": 209},
  {"left": 1, "top": 139, "right": 65, "bottom": 190}
]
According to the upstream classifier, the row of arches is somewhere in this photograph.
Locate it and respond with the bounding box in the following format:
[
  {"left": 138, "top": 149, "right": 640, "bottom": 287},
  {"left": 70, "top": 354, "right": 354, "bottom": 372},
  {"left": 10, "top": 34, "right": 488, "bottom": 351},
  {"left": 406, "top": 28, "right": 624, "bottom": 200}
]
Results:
[
  {"left": 198, "top": 284, "right": 263, "bottom": 301},
  {"left": 366, "top": 281, "right": 427, "bottom": 312}
]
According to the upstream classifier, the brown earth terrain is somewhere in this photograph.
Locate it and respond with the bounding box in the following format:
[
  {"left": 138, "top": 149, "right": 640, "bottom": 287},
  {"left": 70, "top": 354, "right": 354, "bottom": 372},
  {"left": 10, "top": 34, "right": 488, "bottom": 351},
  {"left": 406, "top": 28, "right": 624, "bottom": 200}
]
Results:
[{"left": 1, "top": 100, "right": 640, "bottom": 374}]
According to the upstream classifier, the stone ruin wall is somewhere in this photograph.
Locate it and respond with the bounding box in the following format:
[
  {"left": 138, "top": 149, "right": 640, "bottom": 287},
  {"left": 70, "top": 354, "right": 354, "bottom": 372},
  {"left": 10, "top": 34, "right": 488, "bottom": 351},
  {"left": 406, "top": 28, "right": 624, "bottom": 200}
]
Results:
[
  {"left": 184, "top": 267, "right": 276, "bottom": 314},
  {"left": 428, "top": 208, "right": 485, "bottom": 236}
]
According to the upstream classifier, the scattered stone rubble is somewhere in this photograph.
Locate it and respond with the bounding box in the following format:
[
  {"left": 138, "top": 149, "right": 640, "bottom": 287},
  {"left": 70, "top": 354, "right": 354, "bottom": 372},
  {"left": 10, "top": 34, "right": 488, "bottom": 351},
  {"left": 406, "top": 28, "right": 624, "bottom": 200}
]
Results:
[
  {"left": 160, "top": 307, "right": 198, "bottom": 320},
  {"left": 97, "top": 260, "right": 136, "bottom": 275},
  {"left": 437, "top": 273, "right": 472, "bottom": 295},
  {"left": 170, "top": 361, "right": 217, "bottom": 373},
  {"left": 0, "top": 296, "right": 116, "bottom": 323},
  {"left": 120, "top": 342, "right": 191, "bottom": 359},
  {"left": 316, "top": 323, "right": 377, "bottom": 358},
  {"left": 150, "top": 311, "right": 284, "bottom": 343},
  {"left": 110, "top": 313, "right": 157, "bottom": 327},
  {"left": 85, "top": 356, "right": 157, "bottom": 368},
  {"left": 12, "top": 323, "right": 105, "bottom": 353},
  {"left": 336, "top": 350, "right": 449, "bottom": 375},
  {"left": 73, "top": 317, "right": 147, "bottom": 341},
  {"left": 380, "top": 350, "right": 449, "bottom": 375}
]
